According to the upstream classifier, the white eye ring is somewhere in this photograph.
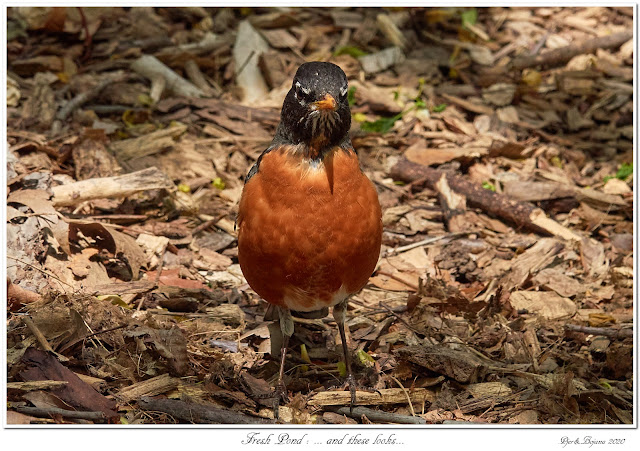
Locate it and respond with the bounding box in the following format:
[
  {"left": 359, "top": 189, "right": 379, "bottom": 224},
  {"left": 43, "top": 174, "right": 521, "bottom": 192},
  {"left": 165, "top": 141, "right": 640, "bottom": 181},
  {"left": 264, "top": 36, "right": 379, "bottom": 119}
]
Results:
[{"left": 295, "top": 81, "right": 311, "bottom": 96}]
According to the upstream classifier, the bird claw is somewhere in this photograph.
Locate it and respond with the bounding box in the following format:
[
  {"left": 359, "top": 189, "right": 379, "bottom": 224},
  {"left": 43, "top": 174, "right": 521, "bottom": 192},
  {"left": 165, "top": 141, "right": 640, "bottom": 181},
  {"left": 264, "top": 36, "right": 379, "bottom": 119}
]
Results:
[
  {"left": 272, "top": 380, "right": 289, "bottom": 420},
  {"left": 251, "top": 385, "right": 289, "bottom": 420},
  {"left": 328, "top": 373, "right": 380, "bottom": 414}
]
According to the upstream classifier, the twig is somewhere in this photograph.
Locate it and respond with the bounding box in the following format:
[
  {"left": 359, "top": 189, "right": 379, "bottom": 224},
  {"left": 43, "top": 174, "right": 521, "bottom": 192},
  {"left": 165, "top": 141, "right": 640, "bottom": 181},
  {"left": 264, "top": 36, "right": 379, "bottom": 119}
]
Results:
[
  {"left": 76, "top": 7, "right": 93, "bottom": 61},
  {"left": 192, "top": 214, "right": 225, "bottom": 235},
  {"left": 131, "top": 55, "right": 204, "bottom": 98},
  {"left": 565, "top": 324, "right": 632, "bottom": 339},
  {"left": 58, "top": 323, "right": 128, "bottom": 353},
  {"left": 328, "top": 406, "right": 426, "bottom": 424},
  {"left": 385, "top": 232, "right": 468, "bottom": 255},
  {"left": 138, "top": 396, "right": 273, "bottom": 424},
  {"left": 235, "top": 49, "right": 256, "bottom": 78},
  {"left": 390, "top": 158, "right": 581, "bottom": 241},
  {"left": 512, "top": 31, "right": 632, "bottom": 70},
  {"left": 22, "top": 317, "right": 55, "bottom": 354},
  {"left": 380, "top": 303, "right": 423, "bottom": 336},
  {"left": 7, "top": 381, "right": 69, "bottom": 391},
  {"left": 15, "top": 406, "right": 106, "bottom": 422},
  {"left": 55, "top": 76, "right": 123, "bottom": 123},
  {"left": 390, "top": 375, "right": 415, "bottom": 417}
]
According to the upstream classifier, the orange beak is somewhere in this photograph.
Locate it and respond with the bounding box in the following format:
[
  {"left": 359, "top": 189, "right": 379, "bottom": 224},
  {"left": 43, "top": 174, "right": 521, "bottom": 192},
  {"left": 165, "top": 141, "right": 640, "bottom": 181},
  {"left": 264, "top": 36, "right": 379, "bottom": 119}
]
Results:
[{"left": 312, "top": 93, "right": 337, "bottom": 111}]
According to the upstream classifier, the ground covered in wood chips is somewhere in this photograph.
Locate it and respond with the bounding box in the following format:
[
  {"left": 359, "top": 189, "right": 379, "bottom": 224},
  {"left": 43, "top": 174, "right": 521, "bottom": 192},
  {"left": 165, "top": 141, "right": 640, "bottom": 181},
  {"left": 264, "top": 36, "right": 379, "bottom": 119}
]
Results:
[{"left": 6, "top": 7, "right": 634, "bottom": 425}]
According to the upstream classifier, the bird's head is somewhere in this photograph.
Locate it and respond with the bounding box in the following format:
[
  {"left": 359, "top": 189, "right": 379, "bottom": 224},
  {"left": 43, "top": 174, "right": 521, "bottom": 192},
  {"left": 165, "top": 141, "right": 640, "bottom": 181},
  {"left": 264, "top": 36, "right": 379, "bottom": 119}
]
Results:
[{"left": 280, "top": 62, "right": 351, "bottom": 152}]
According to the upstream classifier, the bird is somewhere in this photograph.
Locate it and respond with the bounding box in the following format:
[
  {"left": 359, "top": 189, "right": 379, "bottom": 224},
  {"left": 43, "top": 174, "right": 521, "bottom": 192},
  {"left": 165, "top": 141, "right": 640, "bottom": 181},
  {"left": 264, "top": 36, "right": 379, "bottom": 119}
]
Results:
[{"left": 236, "top": 61, "right": 382, "bottom": 417}]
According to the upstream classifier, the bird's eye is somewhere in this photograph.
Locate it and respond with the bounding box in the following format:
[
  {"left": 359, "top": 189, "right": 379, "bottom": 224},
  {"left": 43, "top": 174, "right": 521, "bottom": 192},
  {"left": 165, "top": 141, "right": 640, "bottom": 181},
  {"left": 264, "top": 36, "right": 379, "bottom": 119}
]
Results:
[
  {"left": 339, "top": 85, "right": 348, "bottom": 102},
  {"left": 295, "top": 82, "right": 312, "bottom": 102}
]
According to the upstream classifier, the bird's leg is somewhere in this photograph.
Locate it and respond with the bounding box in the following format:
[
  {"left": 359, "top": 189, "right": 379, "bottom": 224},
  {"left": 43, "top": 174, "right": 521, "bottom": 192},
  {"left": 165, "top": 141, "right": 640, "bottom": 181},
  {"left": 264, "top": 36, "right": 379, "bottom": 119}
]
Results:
[
  {"left": 274, "top": 306, "right": 294, "bottom": 420},
  {"left": 333, "top": 299, "right": 356, "bottom": 414}
]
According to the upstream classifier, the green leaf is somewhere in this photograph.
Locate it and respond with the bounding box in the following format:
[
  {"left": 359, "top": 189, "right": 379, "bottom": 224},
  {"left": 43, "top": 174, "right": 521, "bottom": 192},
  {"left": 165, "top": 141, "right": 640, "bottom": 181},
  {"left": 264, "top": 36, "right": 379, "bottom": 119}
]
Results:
[
  {"left": 482, "top": 181, "right": 496, "bottom": 191},
  {"left": 414, "top": 98, "right": 427, "bottom": 109},
  {"left": 212, "top": 177, "right": 226, "bottom": 190},
  {"left": 615, "top": 162, "right": 633, "bottom": 180},
  {"left": 604, "top": 162, "right": 633, "bottom": 183},
  {"left": 300, "top": 344, "right": 311, "bottom": 363},
  {"left": 598, "top": 379, "right": 612, "bottom": 391},
  {"left": 432, "top": 103, "right": 447, "bottom": 112},
  {"left": 334, "top": 45, "right": 367, "bottom": 58},
  {"left": 177, "top": 183, "right": 191, "bottom": 193},
  {"left": 461, "top": 8, "right": 477, "bottom": 28},
  {"left": 347, "top": 86, "right": 357, "bottom": 107},
  {"left": 356, "top": 349, "right": 375, "bottom": 368},
  {"left": 97, "top": 295, "right": 131, "bottom": 309},
  {"left": 352, "top": 112, "right": 368, "bottom": 123},
  {"left": 361, "top": 113, "right": 403, "bottom": 134},
  {"left": 550, "top": 156, "right": 563, "bottom": 169},
  {"left": 337, "top": 361, "right": 347, "bottom": 377}
]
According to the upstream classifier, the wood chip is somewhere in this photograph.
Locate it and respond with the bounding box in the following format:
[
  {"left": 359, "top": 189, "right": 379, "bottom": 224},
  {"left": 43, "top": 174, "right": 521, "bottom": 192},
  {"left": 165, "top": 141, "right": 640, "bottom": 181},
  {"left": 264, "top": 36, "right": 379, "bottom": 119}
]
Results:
[{"left": 307, "top": 387, "right": 434, "bottom": 406}]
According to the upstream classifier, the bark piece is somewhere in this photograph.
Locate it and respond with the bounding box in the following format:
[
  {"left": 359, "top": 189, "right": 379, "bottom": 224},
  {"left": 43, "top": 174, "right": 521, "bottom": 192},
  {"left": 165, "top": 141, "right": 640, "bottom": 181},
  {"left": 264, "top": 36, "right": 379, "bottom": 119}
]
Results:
[
  {"left": 72, "top": 130, "right": 122, "bottom": 180},
  {"left": 110, "top": 123, "right": 187, "bottom": 161},
  {"left": 233, "top": 20, "right": 269, "bottom": 104},
  {"left": 435, "top": 173, "right": 470, "bottom": 233},
  {"left": 114, "top": 373, "right": 181, "bottom": 404},
  {"left": 510, "top": 291, "right": 577, "bottom": 320},
  {"left": 7, "top": 380, "right": 69, "bottom": 391},
  {"left": 500, "top": 238, "right": 564, "bottom": 290},
  {"left": 358, "top": 46, "right": 405, "bottom": 74},
  {"left": 307, "top": 387, "right": 434, "bottom": 407},
  {"left": 395, "top": 345, "right": 488, "bottom": 384}
]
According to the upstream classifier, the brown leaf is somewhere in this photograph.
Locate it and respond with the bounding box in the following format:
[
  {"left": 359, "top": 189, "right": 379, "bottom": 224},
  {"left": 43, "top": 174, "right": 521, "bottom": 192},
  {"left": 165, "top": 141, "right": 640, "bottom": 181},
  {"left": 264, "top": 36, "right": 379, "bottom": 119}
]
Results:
[{"left": 19, "top": 348, "right": 118, "bottom": 420}]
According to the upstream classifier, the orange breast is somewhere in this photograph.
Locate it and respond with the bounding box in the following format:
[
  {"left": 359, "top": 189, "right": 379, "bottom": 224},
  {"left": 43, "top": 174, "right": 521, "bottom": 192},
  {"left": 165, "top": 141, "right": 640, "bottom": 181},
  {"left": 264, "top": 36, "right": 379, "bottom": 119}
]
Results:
[{"left": 237, "top": 147, "right": 382, "bottom": 312}]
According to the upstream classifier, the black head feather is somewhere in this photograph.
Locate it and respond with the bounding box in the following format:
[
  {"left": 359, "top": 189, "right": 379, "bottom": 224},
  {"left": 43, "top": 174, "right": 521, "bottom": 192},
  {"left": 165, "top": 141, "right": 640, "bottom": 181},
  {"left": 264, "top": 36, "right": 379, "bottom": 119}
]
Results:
[{"left": 278, "top": 62, "right": 351, "bottom": 148}]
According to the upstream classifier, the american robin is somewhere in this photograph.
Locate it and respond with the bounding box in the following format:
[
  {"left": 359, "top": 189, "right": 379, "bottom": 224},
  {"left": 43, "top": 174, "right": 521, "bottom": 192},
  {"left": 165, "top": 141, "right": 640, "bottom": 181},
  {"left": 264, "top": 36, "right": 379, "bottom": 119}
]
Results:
[{"left": 236, "top": 62, "right": 382, "bottom": 417}]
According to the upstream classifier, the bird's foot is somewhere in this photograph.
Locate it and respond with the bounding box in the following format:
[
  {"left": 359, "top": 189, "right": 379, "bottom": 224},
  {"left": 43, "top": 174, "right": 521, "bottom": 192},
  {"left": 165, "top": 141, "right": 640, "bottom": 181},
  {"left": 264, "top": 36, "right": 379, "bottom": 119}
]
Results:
[
  {"left": 328, "top": 373, "right": 380, "bottom": 414},
  {"left": 253, "top": 381, "right": 289, "bottom": 420}
]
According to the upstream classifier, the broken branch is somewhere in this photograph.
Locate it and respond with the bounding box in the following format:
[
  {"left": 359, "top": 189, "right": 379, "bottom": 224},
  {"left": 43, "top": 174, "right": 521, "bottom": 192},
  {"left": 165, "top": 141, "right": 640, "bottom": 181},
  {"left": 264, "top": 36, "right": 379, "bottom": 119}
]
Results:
[
  {"left": 512, "top": 31, "right": 632, "bottom": 70},
  {"left": 51, "top": 166, "right": 174, "bottom": 207},
  {"left": 390, "top": 157, "right": 581, "bottom": 241}
]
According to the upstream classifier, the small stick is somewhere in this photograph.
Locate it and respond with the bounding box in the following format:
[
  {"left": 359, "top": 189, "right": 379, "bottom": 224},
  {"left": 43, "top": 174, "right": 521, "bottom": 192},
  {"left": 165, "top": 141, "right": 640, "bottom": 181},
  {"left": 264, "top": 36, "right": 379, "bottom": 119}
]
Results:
[
  {"left": 390, "top": 375, "right": 415, "bottom": 417},
  {"left": 329, "top": 406, "right": 426, "bottom": 424},
  {"left": 138, "top": 396, "right": 273, "bottom": 424},
  {"left": 76, "top": 7, "right": 93, "bottom": 61},
  {"left": 131, "top": 55, "right": 204, "bottom": 98},
  {"left": 55, "top": 77, "right": 122, "bottom": 123},
  {"left": 385, "top": 232, "right": 467, "bottom": 255},
  {"left": 22, "top": 317, "right": 55, "bottom": 354},
  {"left": 15, "top": 406, "right": 106, "bottom": 422},
  {"left": 565, "top": 324, "right": 632, "bottom": 339},
  {"left": 512, "top": 31, "right": 632, "bottom": 70}
]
